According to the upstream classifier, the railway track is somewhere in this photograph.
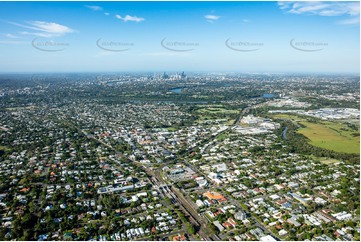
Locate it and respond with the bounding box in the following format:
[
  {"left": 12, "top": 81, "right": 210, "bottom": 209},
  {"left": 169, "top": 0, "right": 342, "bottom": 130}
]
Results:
[{"left": 150, "top": 175, "right": 216, "bottom": 240}]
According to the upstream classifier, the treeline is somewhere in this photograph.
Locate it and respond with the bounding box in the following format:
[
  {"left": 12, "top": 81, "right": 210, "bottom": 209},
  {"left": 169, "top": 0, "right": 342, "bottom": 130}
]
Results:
[
  {"left": 277, "top": 120, "right": 359, "bottom": 164},
  {"left": 299, "top": 97, "right": 360, "bottom": 110}
]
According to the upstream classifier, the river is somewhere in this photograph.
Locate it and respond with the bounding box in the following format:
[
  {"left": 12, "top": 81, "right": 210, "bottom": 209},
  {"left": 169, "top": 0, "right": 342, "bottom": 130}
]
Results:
[
  {"left": 282, "top": 126, "right": 288, "bottom": 139},
  {"left": 262, "top": 93, "right": 274, "bottom": 98},
  {"left": 170, "top": 88, "right": 182, "bottom": 94}
]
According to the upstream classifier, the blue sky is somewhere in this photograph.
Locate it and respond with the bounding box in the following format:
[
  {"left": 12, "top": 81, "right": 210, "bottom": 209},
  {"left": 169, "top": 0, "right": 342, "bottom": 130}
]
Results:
[{"left": 0, "top": 1, "right": 359, "bottom": 73}]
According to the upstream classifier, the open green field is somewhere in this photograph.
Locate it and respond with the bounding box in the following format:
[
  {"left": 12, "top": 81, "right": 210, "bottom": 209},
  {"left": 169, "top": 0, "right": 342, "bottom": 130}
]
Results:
[
  {"left": 216, "top": 133, "right": 228, "bottom": 141},
  {"left": 194, "top": 105, "right": 239, "bottom": 125},
  {"left": 0, "top": 145, "right": 10, "bottom": 151},
  {"left": 271, "top": 113, "right": 305, "bottom": 122},
  {"left": 166, "top": 127, "right": 178, "bottom": 132},
  {"left": 195, "top": 117, "right": 234, "bottom": 125},
  {"left": 319, "top": 158, "right": 340, "bottom": 165},
  {"left": 272, "top": 114, "right": 360, "bottom": 154},
  {"left": 195, "top": 107, "right": 239, "bottom": 115},
  {"left": 307, "top": 155, "right": 340, "bottom": 165},
  {"left": 5, "top": 105, "right": 37, "bottom": 111},
  {"left": 298, "top": 121, "right": 359, "bottom": 154}
]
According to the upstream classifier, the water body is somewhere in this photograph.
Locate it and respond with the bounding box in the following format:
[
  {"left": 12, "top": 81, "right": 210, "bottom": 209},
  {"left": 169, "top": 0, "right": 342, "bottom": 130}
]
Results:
[
  {"left": 263, "top": 93, "right": 274, "bottom": 98},
  {"left": 170, "top": 88, "right": 182, "bottom": 94},
  {"left": 282, "top": 127, "right": 288, "bottom": 139}
]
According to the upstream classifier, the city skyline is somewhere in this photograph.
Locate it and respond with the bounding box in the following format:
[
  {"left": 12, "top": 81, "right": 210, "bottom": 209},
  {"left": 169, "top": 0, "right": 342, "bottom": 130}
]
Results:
[{"left": 0, "top": 1, "right": 359, "bottom": 73}]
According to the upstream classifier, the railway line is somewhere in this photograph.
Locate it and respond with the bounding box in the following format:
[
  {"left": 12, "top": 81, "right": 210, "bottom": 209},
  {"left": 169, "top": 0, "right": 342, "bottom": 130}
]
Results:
[{"left": 150, "top": 174, "right": 217, "bottom": 241}]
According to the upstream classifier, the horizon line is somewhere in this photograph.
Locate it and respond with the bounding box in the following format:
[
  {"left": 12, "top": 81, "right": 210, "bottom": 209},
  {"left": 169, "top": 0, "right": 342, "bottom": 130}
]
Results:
[{"left": 0, "top": 71, "right": 359, "bottom": 76}]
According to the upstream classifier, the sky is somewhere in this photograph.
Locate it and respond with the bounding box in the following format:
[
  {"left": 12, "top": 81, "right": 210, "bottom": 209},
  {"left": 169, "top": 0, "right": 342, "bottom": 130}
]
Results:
[{"left": 0, "top": 1, "right": 359, "bottom": 74}]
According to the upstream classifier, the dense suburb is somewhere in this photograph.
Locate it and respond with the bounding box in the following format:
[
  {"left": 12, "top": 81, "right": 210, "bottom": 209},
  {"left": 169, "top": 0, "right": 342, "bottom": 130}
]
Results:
[{"left": 0, "top": 73, "right": 360, "bottom": 241}]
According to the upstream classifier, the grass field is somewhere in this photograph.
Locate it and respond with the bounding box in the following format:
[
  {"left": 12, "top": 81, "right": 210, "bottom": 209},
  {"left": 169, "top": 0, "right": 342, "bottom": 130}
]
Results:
[
  {"left": 5, "top": 105, "right": 37, "bottom": 111},
  {"left": 319, "top": 158, "right": 340, "bottom": 165},
  {"left": 194, "top": 105, "right": 239, "bottom": 125},
  {"left": 0, "top": 145, "right": 10, "bottom": 151},
  {"left": 195, "top": 117, "right": 234, "bottom": 125},
  {"left": 195, "top": 107, "right": 239, "bottom": 115},
  {"left": 271, "top": 114, "right": 304, "bottom": 122},
  {"left": 307, "top": 155, "right": 340, "bottom": 165},
  {"left": 272, "top": 114, "right": 360, "bottom": 154},
  {"left": 298, "top": 121, "right": 359, "bottom": 154},
  {"left": 216, "top": 133, "right": 228, "bottom": 141}
]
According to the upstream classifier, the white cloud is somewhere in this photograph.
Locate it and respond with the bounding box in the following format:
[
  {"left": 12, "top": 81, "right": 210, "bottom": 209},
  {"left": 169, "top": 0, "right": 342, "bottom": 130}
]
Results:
[
  {"left": 279, "top": 1, "right": 359, "bottom": 24},
  {"left": 30, "top": 21, "right": 74, "bottom": 34},
  {"left": 205, "top": 14, "right": 221, "bottom": 23},
  {"left": 18, "top": 31, "right": 56, "bottom": 38},
  {"left": 242, "top": 19, "right": 250, "bottom": 23},
  {"left": 4, "top": 33, "right": 20, "bottom": 39},
  {"left": 85, "top": 5, "right": 103, "bottom": 11},
  {"left": 205, "top": 14, "right": 220, "bottom": 21},
  {"left": 115, "top": 14, "right": 145, "bottom": 22},
  {"left": 8, "top": 21, "right": 74, "bottom": 37},
  {"left": 104, "top": 12, "right": 110, "bottom": 16},
  {"left": 338, "top": 17, "right": 360, "bottom": 25},
  {"left": 279, "top": 1, "right": 359, "bottom": 16},
  {"left": 278, "top": 2, "right": 292, "bottom": 10}
]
